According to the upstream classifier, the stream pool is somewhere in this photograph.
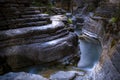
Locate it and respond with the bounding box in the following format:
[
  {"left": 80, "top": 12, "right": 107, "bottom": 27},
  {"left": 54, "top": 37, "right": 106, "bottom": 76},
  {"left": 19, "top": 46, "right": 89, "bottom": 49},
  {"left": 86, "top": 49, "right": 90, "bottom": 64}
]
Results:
[{"left": 78, "top": 35, "right": 102, "bottom": 70}]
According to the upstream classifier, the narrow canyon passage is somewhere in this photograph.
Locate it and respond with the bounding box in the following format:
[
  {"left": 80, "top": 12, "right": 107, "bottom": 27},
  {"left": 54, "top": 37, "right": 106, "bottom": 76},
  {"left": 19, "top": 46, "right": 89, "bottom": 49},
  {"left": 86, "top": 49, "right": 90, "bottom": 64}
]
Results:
[{"left": 0, "top": 0, "right": 120, "bottom": 80}]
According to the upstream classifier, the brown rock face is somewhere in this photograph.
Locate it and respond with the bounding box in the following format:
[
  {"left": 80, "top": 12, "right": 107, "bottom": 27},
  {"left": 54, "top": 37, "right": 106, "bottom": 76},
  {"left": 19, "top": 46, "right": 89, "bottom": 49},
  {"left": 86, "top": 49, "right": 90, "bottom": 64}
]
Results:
[{"left": 0, "top": 0, "right": 79, "bottom": 74}]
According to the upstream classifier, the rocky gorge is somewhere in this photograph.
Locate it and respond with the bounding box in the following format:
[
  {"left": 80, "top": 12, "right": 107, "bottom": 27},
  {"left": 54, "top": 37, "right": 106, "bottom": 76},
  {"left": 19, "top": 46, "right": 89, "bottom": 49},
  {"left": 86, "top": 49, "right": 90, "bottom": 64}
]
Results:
[{"left": 0, "top": 0, "right": 120, "bottom": 80}]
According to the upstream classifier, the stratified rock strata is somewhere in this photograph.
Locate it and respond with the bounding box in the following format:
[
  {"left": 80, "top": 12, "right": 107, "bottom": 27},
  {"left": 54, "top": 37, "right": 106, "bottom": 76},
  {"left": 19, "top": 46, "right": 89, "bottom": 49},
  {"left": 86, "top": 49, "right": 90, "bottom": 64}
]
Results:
[{"left": 0, "top": 0, "right": 78, "bottom": 74}]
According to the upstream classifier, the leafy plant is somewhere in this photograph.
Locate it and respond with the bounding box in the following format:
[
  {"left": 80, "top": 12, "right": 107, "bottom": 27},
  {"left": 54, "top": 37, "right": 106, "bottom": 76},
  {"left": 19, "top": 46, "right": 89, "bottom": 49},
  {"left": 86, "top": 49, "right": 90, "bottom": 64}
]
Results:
[
  {"left": 112, "top": 4, "right": 120, "bottom": 23},
  {"left": 67, "top": 18, "right": 72, "bottom": 24},
  {"left": 111, "top": 39, "right": 116, "bottom": 48},
  {"left": 109, "top": 17, "right": 117, "bottom": 23}
]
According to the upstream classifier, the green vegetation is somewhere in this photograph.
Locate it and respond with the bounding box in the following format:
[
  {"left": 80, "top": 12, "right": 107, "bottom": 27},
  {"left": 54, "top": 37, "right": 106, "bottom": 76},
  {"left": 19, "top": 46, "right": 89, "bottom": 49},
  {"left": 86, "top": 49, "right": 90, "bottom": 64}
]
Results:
[
  {"left": 109, "top": 17, "right": 118, "bottom": 23},
  {"left": 112, "top": 5, "right": 120, "bottom": 23},
  {"left": 67, "top": 18, "right": 73, "bottom": 24},
  {"left": 32, "top": 0, "right": 53, "bottom": 7},
  {"left": 111, "top": 39, "right": 116, "bottom": 48},
  {"left": 87, "top": 5, "right": 96, "bottom": 12}
]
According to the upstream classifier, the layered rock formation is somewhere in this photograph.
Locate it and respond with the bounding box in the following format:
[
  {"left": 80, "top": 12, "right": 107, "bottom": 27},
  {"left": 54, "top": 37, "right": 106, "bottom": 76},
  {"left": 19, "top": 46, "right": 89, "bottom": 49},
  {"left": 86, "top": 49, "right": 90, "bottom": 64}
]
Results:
[
  {"left": 109, "top": 0, "right": 120, "bottom": 5},
  {"left": 74, "top": 0, "right": 120, "bottom": 80},
  {"left": 91, "top": 40, "right": 120, "bottom": 80},
  {"left": 0, "top": 0, "right": 78, "bottom": 74}
]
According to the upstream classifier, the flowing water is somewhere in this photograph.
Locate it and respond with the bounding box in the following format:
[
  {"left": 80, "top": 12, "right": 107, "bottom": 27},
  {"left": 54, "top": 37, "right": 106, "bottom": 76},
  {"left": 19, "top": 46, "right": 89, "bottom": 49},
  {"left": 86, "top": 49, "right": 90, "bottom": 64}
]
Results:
[
  {"left": 13, "top": 63, "right": 81, "bottom": 78},
  {"left": 15, "top": 27, "right": 103, "bottom": 77},
  {"left": 75, "top": 23, "right": 103, "bottom": 70},
  {"left": 9, "top": 20, "right": 103, "bottom": 77},
  {"left": 78, "top": 36, "right": 102, "bottom": 70}
]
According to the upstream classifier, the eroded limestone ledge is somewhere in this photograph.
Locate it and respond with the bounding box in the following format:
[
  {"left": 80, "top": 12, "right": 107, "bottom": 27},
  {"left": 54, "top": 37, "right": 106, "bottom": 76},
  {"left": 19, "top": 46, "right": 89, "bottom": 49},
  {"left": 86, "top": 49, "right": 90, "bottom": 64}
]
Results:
[{"left": 0, "top": 0, "right": 79, "bottom": 74}]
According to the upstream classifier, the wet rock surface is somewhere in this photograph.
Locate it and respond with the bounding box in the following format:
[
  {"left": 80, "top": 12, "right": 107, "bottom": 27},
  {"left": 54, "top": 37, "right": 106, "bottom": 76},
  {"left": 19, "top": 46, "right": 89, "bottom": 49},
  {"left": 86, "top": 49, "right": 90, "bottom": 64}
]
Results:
[
  {"left": 50, "top": 71, "right": 85, "bottom": 80},
  {"left": 0, "top": 0, "right": 79, "bottom": 74},
  {"left": 0, "top": 0, "right": 120, "bottom": 80},
  {"left": 0, "top": 72, "right": 48, "bottom": 80},
  {"left": 82, "top": 16, "right": 105, "bottom": 38},
  {"left": 92, "top": 43, "right": 120, "bottom": 80},
  {"left": 73, "top": 0, "right": 120, "bottom": 80},
  {"left": 76, "top": 42, "right": 120, "bottom": 80}
]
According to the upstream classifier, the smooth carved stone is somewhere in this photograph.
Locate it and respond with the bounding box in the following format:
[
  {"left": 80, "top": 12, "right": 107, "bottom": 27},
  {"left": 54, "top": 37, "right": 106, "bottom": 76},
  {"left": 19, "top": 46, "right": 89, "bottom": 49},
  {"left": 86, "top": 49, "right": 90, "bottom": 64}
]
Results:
[
  {"left": 82, "top": 16, "right": 104, "bottom": 38},
  {"left": 0, "top": 1, "right": 50, "bottom": 30},
  {"left": 50, "top": 71, "right": 85, "bottom": 80},
  {"left": 0, "top": 24, "right": 64, "bottom": 41},
  {"left": 0, "top": 21, "right": 48, "bottom": 30},
  {"left": 86, "top": 43, "right": 120, "bottom": 80},
  {"left": 0, "top": 15, "right": 78, "bottom": 71},
  {"left": 5, "top": 32, "right": 77, "bottom": 66},
  {"left": 0, "top": 72, "right": 48, "bottom": 80},
  {"left": 0, "top": 0, "right": 79, "bottom": 73}
]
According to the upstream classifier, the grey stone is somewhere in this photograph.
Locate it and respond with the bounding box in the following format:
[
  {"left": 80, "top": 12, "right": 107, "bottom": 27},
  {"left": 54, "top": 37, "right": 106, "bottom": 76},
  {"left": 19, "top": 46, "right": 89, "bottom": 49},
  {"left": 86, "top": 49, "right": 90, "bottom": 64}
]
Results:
[
  {"left": 109, "top": 0, "right": 120, "bottom": 4},
  {"left": 0, "top": 0, "right": 79, "bottom": 74},
  {"left": 50, "top": 71, "right": 85, "bottom": 80},
  {"left": 82, "top": 16, "right": 105, "bottom": 38},
  {"left": 95, "top": 3, "right": 118, "bottom": 18},
  {"left": 0, "top": 0, "right": 78, "bottom": 72},
  {"left": 76, "top": 43, "right": 120, "bottom": 80},
  {"left": 0, "top": 15, "right": 78, "bottom": 70},
  {"left": 0, "top": 72, "right": 48, "bottom": 80}
]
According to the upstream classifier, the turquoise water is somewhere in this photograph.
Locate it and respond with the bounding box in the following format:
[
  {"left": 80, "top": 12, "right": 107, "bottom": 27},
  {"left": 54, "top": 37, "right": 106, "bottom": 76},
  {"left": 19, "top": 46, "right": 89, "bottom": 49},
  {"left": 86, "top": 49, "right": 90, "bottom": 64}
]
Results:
[{"left": 78, "top": 36, "right": 102, "bottom": 70}]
